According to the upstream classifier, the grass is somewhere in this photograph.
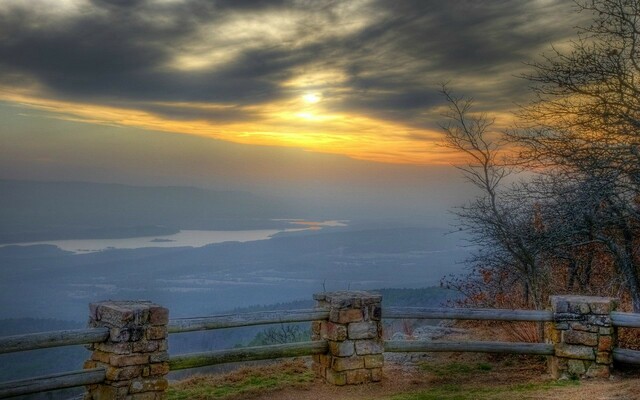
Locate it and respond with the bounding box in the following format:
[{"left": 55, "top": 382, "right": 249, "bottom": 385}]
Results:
[
  {"left": 392, "top": 360, "right": 579, "bottom": 400},
  {"left": 419, "top": 361, "right": 493, "bottom": 376},
  {"left": 167, "top": 360, "right": 314, "bottom": 400},
  {"left": 389, "top": 380, "right": 579, "bottom": 400}
]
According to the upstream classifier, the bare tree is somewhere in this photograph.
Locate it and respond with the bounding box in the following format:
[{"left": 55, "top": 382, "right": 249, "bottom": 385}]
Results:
[
  {"left": 440, "top": 86, "right": 549, "bottom": 311},
  {"left": 512, "top": 0, "right": 640, "bottom": 311}
]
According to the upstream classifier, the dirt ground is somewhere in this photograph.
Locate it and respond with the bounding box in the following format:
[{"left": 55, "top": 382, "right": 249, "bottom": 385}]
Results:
[{"left": 249, "top": 354, "right": 640, "bottom": 400}]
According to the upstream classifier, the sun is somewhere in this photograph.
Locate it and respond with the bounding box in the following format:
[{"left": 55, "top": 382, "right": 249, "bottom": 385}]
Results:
[{"left": 302, "top": 92, "right": 322, "bottom": 104}]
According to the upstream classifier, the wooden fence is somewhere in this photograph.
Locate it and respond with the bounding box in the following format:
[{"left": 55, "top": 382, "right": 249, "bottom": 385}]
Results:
[{"left": 0, "top": 293, "right": 639, "bottom": 398}]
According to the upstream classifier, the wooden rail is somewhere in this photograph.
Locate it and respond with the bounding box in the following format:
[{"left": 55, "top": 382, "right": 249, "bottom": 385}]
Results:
[
  {"left": 384, "top": 340, "right": 554, "bottom": 355},
  {"left": 613, "top": 348, "right": 640, "bottom": 364},
  {"left": 168, "top": 309, "right": 329, "bottom": 333},
  {"left": 611, "top": 311, "right": 640, "bottom": 328},
  {"left": 2, "top": 302, "right": 639, "bottom": 398},
  {"left": 169, "top": 340, "right": 328, "bottom": 370},
  {"left": 0, "top": 368, "right": 105, "bottom": 398},
  {"left": 383, "top": 307, "right": 553, "bottom": 322},
  {"left": 0, "top": 328, "right": 110, "bottom": 354}
]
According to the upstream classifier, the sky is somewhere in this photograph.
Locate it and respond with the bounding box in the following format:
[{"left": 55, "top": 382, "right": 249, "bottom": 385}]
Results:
[{"left": 0, "top": 0, "right": 588, "bottom": 221}]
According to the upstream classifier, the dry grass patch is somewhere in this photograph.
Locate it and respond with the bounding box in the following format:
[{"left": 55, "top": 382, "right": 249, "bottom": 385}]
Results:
[{"left": 168, "top": 359, "right": 314, "bottom": 400}]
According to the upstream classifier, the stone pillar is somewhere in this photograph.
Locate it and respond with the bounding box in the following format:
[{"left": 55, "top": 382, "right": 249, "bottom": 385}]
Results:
[
  {"left": 84, "top": 301, "right": 170, "bottom": 400},
  {"left": 548, "top": 295, "right": 617, "bottom": 379},
  {"left": 312, "top": 291, "right": 383, "bottom": 385}
]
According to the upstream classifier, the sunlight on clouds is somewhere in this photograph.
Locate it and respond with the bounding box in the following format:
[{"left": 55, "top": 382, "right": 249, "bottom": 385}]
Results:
[
  {"left": 302, "top": 93, "right": 322, "bottom": 104},
  {"left": 1, "top": 90, "right": 448, "bottom": 165}
]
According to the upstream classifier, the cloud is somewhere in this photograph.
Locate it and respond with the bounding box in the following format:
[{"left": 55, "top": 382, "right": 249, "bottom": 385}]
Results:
[{"left": 0, "top": 0, "right": 586, "bottom": 163}]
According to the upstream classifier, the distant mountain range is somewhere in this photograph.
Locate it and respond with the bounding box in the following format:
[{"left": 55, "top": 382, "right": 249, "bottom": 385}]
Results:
[{"left": 0, "top": 180, "right": 296, "bottom": 243}]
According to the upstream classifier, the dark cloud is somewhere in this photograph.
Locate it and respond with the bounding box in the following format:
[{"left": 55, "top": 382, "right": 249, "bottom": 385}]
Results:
[{"left": 0, "top": 0, "right": 581, "bottom": 123}]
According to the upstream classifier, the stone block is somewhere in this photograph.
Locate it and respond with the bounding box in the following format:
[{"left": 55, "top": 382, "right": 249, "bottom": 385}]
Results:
[
  {"left": 319, "top": 291, "right": 381, "bottom": 310},
  {"left": 325, "top": 370, "right": 347, "bottom": 386},
  {"left": 355, "top": 340, "right": 384, "bottom": 355},
  {"left": 110, "top": 327, "right": 145, "bottom": 343},
  {"left": 92, "top": 350, "right": 112, "bottom": 363},
  {"left": 598, "top": 335, "right": 613, "bottom": 351},
  {"left": 585, "top": 364, "right": 610, "bottom": 378},
  {"left": 129, "top": 378, "right": 168, "bottom": 394},
  {"left": 369, "top": 305, "right": 382, "bottom": 321},
  {"left": 133, "top": 340, "right": 160, "bottom": 353},
  {"left": 570, "top": 322, "right": 598, "bottom": 332},
  {"left": 346, "top": 369, "right": 371, "bottom": 384},
  {"left": 109, "top": 354, "right": 150, "bottom": 367},
  {"left": 555, "top": 344, "right": 595, "bottom": 360},
  {"left": 329, "top": 340, "right": 355, "bottom": 357},
  {"left": 105, "top": 365, "right": 143, "bottom": 381},
  {"left": 563, "top": 330, "right": 598, "bottom": 346},
  {"left": 334, "top": 309, "right": 363, "bottom": 324},
  {"left": 596, "top": 351, "right": 612, "bottom": 364},
  {"left": 149, "top": 363, "right": 170, "bottom": 377},
  {"left": 92, "top": 301, "right": 155, "bottom": 327},
  {"left": 590, "top": 299, "right": 618, "bottom": 315},
  {"left": 96, "top": 342, "right": 133, "bottom": 355},
  {"left": 146, "top": 326, "right": 168, "bottom": 340},
  {"left": 370, "top": 367, "right": 383, "bottom": 382},
  {"left": 551, "top": 297, "right": 569, "bottom": 313},
  {"left": 567, "top": 360, "right": 586, "bottom": 376},
  {"left": 148, "top": 306, "right": 169, "bottom": 326},
  {"left": 348, "top": 322, "right": 378, "bottom": 340},
  {"left": 332, "top": 356, "right": 365, "bottom": 371},
  {"left": 318, "top": 354, "right": 331, "bottom": 368},
  {"left": 323, "top": 322, "right": 347, "bottom": 341},
  {"left": 599, "top": 327, "right": 613, "bottom": 335},
  {"left": 311, "top": 321, "right": 322, "bottom": 335},
  {"left": 149, "top": 352, "right": 169, "bottom": 363},
  {"left": 364, "top": 354, "right": 384, "bottom": 369},
  {"left": 587, "top": 315, "right": 612, "bottom": 327}
]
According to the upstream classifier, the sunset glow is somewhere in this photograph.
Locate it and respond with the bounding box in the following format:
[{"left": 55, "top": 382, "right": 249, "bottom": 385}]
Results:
[{"left": 0, "top": 0, "right": 583, "bottom": 178}]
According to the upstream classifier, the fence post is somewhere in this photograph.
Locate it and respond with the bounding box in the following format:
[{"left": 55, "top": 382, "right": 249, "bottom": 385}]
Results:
[
  {"left": 312, "top": 291, "right": 383, "bottom": 385},
  {"left": 83, "top": 301, "right": 170, "bottom": 399},
  {"left": 548, "top": 295, "right": 618, "bottom": 379}
]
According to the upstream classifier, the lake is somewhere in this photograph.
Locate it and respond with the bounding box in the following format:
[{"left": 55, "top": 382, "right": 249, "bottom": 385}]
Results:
[{"left": 0, "top": 220, "right": 348, "bottom": 254}]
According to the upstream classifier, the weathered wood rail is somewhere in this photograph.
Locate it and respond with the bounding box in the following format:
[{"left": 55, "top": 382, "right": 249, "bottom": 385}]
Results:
[
  {"left": 0, "top": 368, "right": 105, "bottom": 398},
  {"left": 384, "top": 340, "right": 554, "bottom": 355},
  {"left": 169, "top": 340, "right": 328, "bottom": 370},
  {"left": 1, "top": 293, "right": 640, "bottom": 398},
  {"left": 383, "top": 307, "right": 553, "bottom": 322},
  {"left": 0, "top": 327, "right": 110, "bottom": 354},
  {"left": 168, "top": 308, "right": 329, "bottom": 333}
]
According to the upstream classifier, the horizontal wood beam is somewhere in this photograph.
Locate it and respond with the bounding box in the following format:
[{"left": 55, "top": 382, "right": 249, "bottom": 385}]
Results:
[
  {"left": 168, "top": 309, "right": 329, "bottom": 333},
  {"left": 169, "top": 340, "right": 328, "bottom": 371},
  {"left": 0, "top": 368, "right": 105, "bottom": 399},
  {"left": 383, "top": 307, "right": 553, "bottom": 322},
  {"left": 384, "top": 340, "right": 554, "bottom": 355},
  {"left": 0, "top": 328, "right": 110, "bottom": 354},
  {"left": 613, "top": 347, "right": 640, "bottom": 364},
  {"left": 611, "top": 312, "right": 640, "bottom": 328}
]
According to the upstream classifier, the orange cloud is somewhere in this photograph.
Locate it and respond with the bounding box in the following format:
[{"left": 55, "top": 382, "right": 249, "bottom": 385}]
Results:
[{"left": 1, "top": 88, "right": 461, "bottom": 165}]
